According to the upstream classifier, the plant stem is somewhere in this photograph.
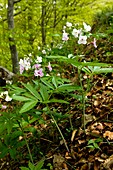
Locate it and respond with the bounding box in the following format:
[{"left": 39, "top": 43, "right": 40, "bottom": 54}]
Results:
[
  {"left": 51, "top": 113, "right": 70, "bottom": 153},
  {"left": 78, "top": 67, "right": 86, "bottom": 130},
  {"left": 17, "top": 120, "right": 34, "bottom": 164},
  {"left": 82, "top": 93, "right": 86, "bottom": 130}
]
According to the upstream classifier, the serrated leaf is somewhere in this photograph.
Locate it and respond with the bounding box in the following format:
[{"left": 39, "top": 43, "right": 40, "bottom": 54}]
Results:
[
  {"left": 6, "top": 120, "right": 13, "bottom": 134},
  {"left": 52, "top": 76, "right": 58, "bottom": 88},
  {"left": 48, "top": 99, "right": 69, "bottom": 104},
  {"left": 32, "top": 80, "right": 39, "bottom": 86},
  {"left": 40, "top": 84, "right": 49, "bottom": 101},
  {"left": 35, "top": 159, "right": 44, "bottom": 170},
  {"left": 82, "top": 67, "right": 92, "bottom": 74},
  {"left": 19, "top": 100, "right": 38, "bottom": 113},
  {"left": 88, "top": 139, "right": 94, "bottom": 144},
  {"left": 93, "top": 68, "right": 113, "bottom": 74},
  {"left": 46, "top": 55, "right": 67, "bottom": 60},
  {"left": 12, "top": 95, "right": 31, "bottom": 101},
  {"left": 20, "top": 167, "right": 29, "bottom": 170},
  {"left": 57, "top": 84, "right": 82, "bottom": 92},
  {"left": 22, "top": 82, "right": 42, "bottom": 101},
  {"left": 11, "top": 85, "right": 26, "bottom": 92},
  {"left": 93, "top": 142, "right": 100, "bottom": 150},
  {"left": 40, "top": 78, "right": 54, "bottom": 90},
  {"left": 0, "top": 147, "right": 8, "bottom": 158},
  {"left": 28, "top": 161, "right": 35, "bottom": 170},
  {"left": 23, "top": 93, "right": 38, "bottom": 100},
  {"left": 65, "top": 59, "right": 112, "bottom": 67},
  {"left": 9, "top": 148, "right": 17, "bottom": 159}
]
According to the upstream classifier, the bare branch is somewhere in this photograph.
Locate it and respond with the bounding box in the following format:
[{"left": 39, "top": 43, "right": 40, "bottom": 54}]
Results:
[{"left": 14, "top": 0, "right": 21, "bottom": 4}]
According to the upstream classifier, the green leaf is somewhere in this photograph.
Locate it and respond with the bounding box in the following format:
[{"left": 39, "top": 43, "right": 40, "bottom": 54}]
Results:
[
  {"left": 40, "top": 78, "right": 54, "bottom": 90},
  {"left": 40, "top": 84, "right": 49, "bottom": 101},
  {"left": 57, "top": 84, "right": 82, "bottom": 92},
  {"left": 12, "top": 95, "right": 32, "bottom": 101},
  {"left": 35, "top": 159, "right": 44, "bottom": 170},
  {"left": 63, "top": 58, "right": 112, "bottom": 67},
  {"left": 93, "top": 68, "right": 113, "bottom": 74},
  {"left": 87, "top": 145, "right": 95, "bottom": 149},
  {"left": 48, "top": 99, "right": 69, "bottom": 104},
  {"left": 6, "top": 120, "right": 13, "bottom": 134},
  {"left": 32, "top": 80, "right": 39, "bottom": 86},
  {"left": 0, "top": 146, "right": 8, "bottom": 158},
  {"left": 10, "top": 85, "right": 26, "bottom": 93},
  {"left": 23, "top": 93, "right": 38, "bottom": 100},
  {"left": 19, "top": 100, "right": 38, "bottom": 113},
  {"left": 22, "top": 82, "right": 42, "bottom": 101},
  {"left": 82, "top": 67, "right": 92, "bottom": 74},
  {"left": 52, "top": 76, "right": 58, "bottom": 88},
  {"left": 28, "top": 161, "right": 35, "bottom": 170},
  {"left": 46, "top": 55, "right": 67, "bottom": 60},
  {"left": 9, "top": 148, "right": 17, "bottom": 159},
  {"left": 82, "top": 66, "right": 113, "bottom": 75},
  {"left": 20, "top": 167, "right": 29, "bottom": 170}
]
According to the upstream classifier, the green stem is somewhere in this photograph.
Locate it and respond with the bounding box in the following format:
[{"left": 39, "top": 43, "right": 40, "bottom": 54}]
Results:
[
  {"left": 78, "top": 67, "right": 86, "bottom": 130},
  {"left": 46, "top": 103, "right": 70, "bottom": 152},
  {"left": 51, "top": 114, "right": 70, "bottom": 153},
  {"left": 17, "top": 120, "right": 34, "bottom": 164},
  {"left": 82, "top": 93, "right": 86, "bottom": 130}
]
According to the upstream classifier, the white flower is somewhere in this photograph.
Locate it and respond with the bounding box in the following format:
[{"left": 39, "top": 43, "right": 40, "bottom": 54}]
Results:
[
  {"left": 83, "top": 22, "right": 91, "bottom": 32},
  {"left": 3, "top": 91, "right": 8, "bottom": 95},
  {"left": 23, "top": 58, "right": 31, "bottom": 70},
  {"left": 66, "top": 22, "right": 72, "bottom": 27},
  {"left": 93, "top": 38, "right": 97, "bottom": 48},
  {"left": 19, "top": 59, "right": 24, "bottom": 66},
  {"left": 5, "top": 95, "right": 12, "bottom": 102},
  {"left": 47, "top": 62, "right": 52, "bottom": 72},
  {"left": 0, "top": 91, "right": 12, "bottom": 102},
  {"left": 28, "top": 53, "right": 32, "bottom": 57},
  {"left": 42, "top": 50, "right": 46, "bottom": 54},
  {"left": 72, "top": 28, "right": 81, "bottom": 38},
  {"left": 6, "top": 80, "right": 12, "bottom": 85},
  {"left": 57, "top": 43, "right": 63, "bottom": 49},
  {"left": 62, "top": 32, "right": 69, "bottom": 41},
  {"left": 68, "top": 54, "right": 73, "bottom": 58},
  {"left": 38, "top": 46, "right": 40, "bottom": 50},
  {"left": 46, "top": 73, "right": 50, "bottom": 76},
  {"left": 63, "top": 26, "right": 66, "bottom": 30},
  {"left": 78, "top": 35, "right": 87, "bottom": 44},
  {"left": 35, "top": 56, "right": 42, "bottom": 63}
]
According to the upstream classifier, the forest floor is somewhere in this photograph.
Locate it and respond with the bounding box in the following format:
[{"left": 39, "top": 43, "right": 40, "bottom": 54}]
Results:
[{"left": 0, "top": 40, "right": 113, "bottom": 170}]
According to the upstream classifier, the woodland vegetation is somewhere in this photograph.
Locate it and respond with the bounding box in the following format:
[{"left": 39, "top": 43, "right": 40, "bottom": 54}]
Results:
[{"left": 0, "top": 0, "right": 113, "bottom": 169}]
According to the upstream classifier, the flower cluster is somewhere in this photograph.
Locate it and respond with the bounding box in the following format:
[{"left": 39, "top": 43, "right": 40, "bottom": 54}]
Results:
[
  {"left": 19, "top": 57, "right": 31, "bottom": 74},
  {"left": 62, "top": 22, "right": 97, "bottom": 48},
  {"left": 19, "top": 54, "right": 52, "bottom": 77}
]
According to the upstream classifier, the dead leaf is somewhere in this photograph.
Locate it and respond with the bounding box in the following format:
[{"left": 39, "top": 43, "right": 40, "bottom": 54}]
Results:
[
  {"left": 103, "top": 131, "right": 113, "bottom": 140},
  {"left": 103, "top": 154, "right": 113, "bottom": 170},
  {"left": 53, "top": 154, "right": 65, "bottom": 170},
  {"left": 71, "top": 129, "right": 77, "bottom": 142}
]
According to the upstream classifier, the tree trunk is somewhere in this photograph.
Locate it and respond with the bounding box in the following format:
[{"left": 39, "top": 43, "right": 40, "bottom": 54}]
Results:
[
  {"left": 7, "top": 0, "right": 18, "bottom": 74},
  {"left": 41, "top": 0, "right": 46, "bottom": 46},
  {"left": 53, "top": 0, "right": 57, "bottom": 28}
]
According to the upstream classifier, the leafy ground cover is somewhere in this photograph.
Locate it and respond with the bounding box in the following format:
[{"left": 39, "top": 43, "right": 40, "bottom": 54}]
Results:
[{"left": 0, "top": 21, "right": 113, "bottom": 170}]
